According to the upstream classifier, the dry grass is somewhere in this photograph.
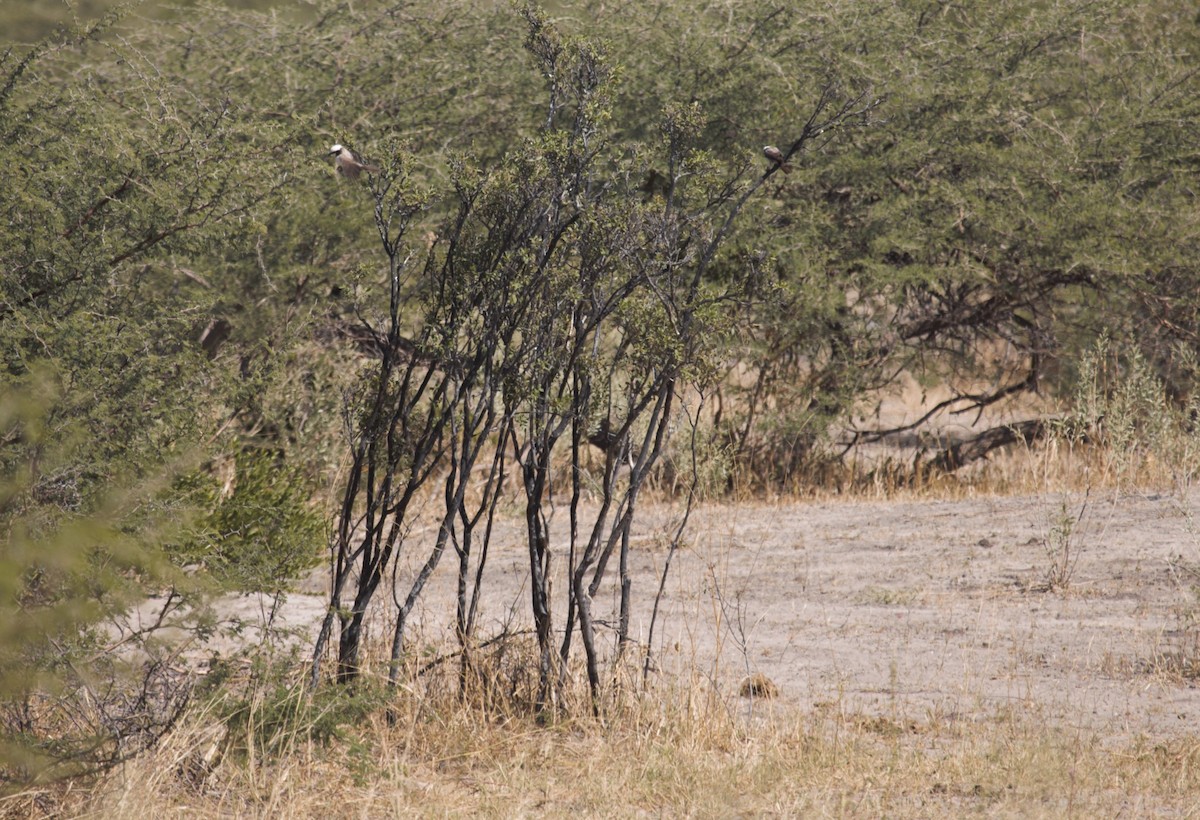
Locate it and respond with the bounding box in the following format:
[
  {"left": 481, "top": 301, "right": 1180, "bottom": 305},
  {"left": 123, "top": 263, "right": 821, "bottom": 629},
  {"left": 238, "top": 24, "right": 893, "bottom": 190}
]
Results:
[{"left": 1, "top": 654, "right": 1194, "bottom": 819}]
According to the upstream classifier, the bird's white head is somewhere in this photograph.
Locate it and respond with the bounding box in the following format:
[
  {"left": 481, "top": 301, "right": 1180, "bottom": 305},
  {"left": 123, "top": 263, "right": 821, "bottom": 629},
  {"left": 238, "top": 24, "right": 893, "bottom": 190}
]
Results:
[{"left": 329, "top": 144, "right": 344, "bottom": 155}]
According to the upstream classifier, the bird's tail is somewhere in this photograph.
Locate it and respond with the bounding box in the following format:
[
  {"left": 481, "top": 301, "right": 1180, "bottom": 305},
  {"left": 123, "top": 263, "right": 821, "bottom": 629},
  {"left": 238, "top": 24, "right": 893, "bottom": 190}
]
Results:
[
  {"left": 363, "top": 163, "right": 382, "bottom": 174},
  {"left": 779, "top": 162, "right": 793, "bottom": 174}
]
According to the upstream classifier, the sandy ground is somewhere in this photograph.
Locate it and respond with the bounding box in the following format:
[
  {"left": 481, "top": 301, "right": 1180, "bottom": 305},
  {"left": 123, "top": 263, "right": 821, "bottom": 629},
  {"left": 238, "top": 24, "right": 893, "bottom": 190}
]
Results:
[{"left": 194, "top": 486, "right": 1200, "bottom": 741}]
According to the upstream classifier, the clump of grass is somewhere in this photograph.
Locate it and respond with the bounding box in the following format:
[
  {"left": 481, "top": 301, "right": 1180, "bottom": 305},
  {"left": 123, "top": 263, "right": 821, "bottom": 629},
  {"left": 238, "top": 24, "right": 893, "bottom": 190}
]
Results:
[
  {"left": 1150, "top": 557, "right": 1200, "bottom": 681},
  {"left": 220, "top": 676, "right": 387, "bottom": 760},
  {"left": 1041, "top": 492, "right": 1089, "bottom": 592},
  {"left": 987, "top": 336, "right": 1200, "bottom": 497},
  {"left": 1062, "top": 336, "right": 1200, "bottom": 492}
]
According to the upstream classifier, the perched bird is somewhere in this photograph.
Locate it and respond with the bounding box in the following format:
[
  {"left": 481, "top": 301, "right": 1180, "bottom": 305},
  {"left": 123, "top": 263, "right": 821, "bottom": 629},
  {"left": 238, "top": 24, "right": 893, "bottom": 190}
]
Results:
[
  {"left": 329, "top": 143, "right": 381, "bottom": 180},
  {"left": 762, "top": 145, "right": 792, "bottom": 174}
]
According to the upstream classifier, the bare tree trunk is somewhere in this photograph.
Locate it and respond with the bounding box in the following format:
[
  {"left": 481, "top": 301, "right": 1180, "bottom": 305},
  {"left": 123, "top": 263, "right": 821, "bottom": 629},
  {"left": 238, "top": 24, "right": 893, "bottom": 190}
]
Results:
[
  {"left": 526, "top": 485, "right": 556, "bottom": 710},
  {"left": 645, "top": 399, "right": 704, "bottom": 683},
  {"left": 573, "top": 571, "right": 601, "bottom": 716}
]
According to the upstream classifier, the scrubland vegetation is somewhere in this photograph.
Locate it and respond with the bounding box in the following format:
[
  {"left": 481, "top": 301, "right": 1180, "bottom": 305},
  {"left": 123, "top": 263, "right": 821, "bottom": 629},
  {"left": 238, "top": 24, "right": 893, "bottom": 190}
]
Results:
[{"left": 3, "top": 0, "right": 1200, "bottom": 814}]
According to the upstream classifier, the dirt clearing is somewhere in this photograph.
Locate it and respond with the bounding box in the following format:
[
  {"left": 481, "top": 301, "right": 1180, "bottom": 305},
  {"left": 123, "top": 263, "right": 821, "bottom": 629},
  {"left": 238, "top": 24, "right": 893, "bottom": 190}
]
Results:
[{"left": 229, "top": 488, "right": 1200, "bottom": 741}]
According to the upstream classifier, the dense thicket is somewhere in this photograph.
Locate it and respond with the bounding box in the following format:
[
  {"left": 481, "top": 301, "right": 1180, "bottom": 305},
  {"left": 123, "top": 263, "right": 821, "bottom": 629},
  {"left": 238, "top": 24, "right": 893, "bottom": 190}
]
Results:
[{"left": 2, "top": 0, "right": 1198, "bottom": 783}]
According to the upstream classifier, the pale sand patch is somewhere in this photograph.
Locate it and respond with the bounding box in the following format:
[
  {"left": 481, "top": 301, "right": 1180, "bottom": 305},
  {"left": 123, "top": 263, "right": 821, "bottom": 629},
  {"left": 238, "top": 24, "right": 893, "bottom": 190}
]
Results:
[{"left": 193, "top": 488, "right": 1200, "bottom": 739}]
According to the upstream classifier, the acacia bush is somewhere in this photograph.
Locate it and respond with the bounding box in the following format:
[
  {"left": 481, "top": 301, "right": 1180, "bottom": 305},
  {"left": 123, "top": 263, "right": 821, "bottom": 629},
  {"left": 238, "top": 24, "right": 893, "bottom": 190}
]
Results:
[
  {"left": 303, "top": 3, "right": 880, "bottom": 708},
  {"left": 724, "top": 0, "right": 1200, "bottom": 474}
]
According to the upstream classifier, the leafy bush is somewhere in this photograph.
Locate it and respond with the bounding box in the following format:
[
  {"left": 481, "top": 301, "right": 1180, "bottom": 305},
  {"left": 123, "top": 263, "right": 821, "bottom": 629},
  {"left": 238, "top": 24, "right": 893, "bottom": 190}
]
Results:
[
  {"left": 178, "top": 450, "right": 324, "bottom": 594},
  {"left": 1065, "top": 335, "right": 1200, "bottom": 490},
  {"left": 221, "top": 677, "right": 386, "bottom": 759},
  {"left": 0, "top": 382, "right": 199, "bottom": 788}
]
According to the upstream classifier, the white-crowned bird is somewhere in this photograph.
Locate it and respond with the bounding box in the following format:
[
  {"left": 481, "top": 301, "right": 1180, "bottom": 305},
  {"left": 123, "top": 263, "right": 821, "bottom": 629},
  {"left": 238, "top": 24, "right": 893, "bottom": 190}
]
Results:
[
  {"left": 329, "top": 144, "right": 381, "bottom": 180},
  {"left": 762, "top": 145, "right": 792, "bottom": 174}
]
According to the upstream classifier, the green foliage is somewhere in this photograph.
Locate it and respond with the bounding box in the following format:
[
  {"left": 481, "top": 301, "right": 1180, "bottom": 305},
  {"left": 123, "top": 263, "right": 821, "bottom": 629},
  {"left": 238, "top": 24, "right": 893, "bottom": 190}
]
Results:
[
  {"left": 221, "top": 677, "right": 386, "bottom": 759},
  {"left": 1, "top": 0, "right": 1197, "bottom": 495},
  {"left": 1065, "top": 335, "right": 1200, "bottom": 489},
  {"left": 0, "top": 381, "right": 199, "bottom": 786},
  {"left": 582, "top": 0, "right": 1200, "bottom": 468},
  {"left": 0, "top": 0, "right": 316, "bottom": 45},
  {"left": 179, "top": 450, "right": 324, "bottom": 593}
]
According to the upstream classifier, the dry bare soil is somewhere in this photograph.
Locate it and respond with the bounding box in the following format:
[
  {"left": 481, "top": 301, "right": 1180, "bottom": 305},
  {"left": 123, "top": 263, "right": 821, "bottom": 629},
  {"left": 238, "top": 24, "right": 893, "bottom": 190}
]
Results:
[
  {"left": 95, "top": 486, "right": 1200, "bottom": 816},
  {"left": 656, "top": 490, "right": 1200, "bottom": 739},
  {"left": 262, "top": 487, "right": 1200, "bottom": 740}
]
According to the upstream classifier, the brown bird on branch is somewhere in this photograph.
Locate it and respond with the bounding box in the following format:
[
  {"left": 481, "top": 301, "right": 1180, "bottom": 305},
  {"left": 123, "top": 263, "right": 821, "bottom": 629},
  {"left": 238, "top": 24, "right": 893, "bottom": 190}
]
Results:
[
  {"left": 329, "top": 143, "right": 381, "bottom": 180},
  {"left": 762, "top": 145, "right": 792, "bottom": 174}
]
